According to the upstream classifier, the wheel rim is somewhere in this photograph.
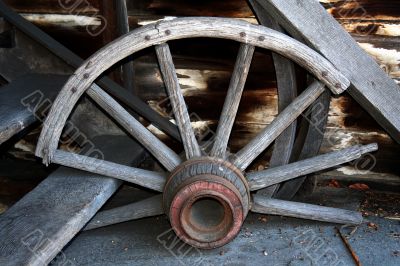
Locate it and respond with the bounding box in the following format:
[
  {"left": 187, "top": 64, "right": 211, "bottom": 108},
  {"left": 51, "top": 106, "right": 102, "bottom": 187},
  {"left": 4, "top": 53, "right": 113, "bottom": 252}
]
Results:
[{"left": 35, "top": 17, "right": 370, "bottom": 249}]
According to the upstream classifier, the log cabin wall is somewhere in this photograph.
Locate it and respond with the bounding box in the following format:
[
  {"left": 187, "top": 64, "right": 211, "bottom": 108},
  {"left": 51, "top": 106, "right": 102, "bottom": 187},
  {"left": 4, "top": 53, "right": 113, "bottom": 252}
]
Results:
[{"left": 2, "top": 0, "right": 400, "bottom": 189}]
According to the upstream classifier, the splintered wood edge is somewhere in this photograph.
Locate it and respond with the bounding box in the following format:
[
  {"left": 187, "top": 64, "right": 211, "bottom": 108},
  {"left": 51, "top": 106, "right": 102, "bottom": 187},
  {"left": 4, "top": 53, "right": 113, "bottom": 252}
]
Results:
[{"left": 35, "top": 17, "right": 350, "bottom": 164}]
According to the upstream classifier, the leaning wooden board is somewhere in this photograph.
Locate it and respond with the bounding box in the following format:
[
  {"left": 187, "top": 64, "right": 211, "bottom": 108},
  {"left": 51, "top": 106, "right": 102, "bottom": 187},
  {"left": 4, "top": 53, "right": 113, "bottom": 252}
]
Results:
[
  {"left": 257, "top": 0, "right": 400, "bottom": 144},
  {"left": 0, "top": 135, "right": 145, "bottom": 265}
]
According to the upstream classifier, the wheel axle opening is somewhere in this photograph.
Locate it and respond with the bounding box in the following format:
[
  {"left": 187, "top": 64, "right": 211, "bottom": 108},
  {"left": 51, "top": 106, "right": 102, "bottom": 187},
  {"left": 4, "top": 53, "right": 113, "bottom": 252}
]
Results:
[
  {"left": 181, "top": 196, "right": 234, "bottom": 243},
  {"left": 190, "top": 197, "right": 226, "bottom": 228}
]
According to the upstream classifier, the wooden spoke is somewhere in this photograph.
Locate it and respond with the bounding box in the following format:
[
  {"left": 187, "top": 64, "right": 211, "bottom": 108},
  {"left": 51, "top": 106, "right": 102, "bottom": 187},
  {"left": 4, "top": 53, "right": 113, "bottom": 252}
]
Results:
[
  {"left": 252, "top": 195, "right": 363, "bottom": 225},
  {"left": 83, "top": 195, "right": 163, "bottom": 231},
  {"left": 155, "top": 43, "right": 201, "bottom": 159},
  {"left": 52, "top": 150, "right": 166, "bottom": 191},
  {"left": 87, "top": 84, "right": 182, "bottom": 171},
  {"left": 210, "top": 44, "right": 255, "bottom": 158},
  {"left": 232, "top": 80, "right": 326, "bottom": 170},
  {"left": 248, "top": 144, "right": 378, "bottom": 191}
]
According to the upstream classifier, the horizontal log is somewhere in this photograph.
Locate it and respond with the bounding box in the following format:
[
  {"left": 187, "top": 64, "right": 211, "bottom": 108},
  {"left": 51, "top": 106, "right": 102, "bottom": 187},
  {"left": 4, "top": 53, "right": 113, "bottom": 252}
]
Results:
[
  {"left": 252, "top": 195, "right": 363, "bottom": 225},
  {"left": 3, "top": 0, "right": 99, "bottom": 14}
]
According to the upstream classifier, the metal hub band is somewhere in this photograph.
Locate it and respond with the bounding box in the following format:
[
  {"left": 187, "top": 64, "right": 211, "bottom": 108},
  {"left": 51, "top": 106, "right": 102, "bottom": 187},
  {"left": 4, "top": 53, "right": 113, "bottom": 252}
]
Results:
[{"left": 163, "top": 157, "right": 250, "bottom": 249}]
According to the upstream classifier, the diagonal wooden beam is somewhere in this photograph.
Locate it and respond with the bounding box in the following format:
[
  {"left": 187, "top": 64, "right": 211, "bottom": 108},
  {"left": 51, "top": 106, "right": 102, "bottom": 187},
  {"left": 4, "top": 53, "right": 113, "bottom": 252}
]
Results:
[
  {"left": 256, "top": 0, "right": 400, "bottom": 143},
  {"left": 0, "top": 135, "right": 145, "bottom": 266}
]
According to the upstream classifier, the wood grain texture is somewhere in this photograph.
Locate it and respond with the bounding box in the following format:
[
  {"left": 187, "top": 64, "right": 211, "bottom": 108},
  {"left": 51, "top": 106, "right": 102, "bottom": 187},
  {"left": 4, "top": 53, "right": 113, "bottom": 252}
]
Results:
[
  {"left": 35, "top": 17, "right": 350, "bottom": 165},
  {"left": 0, "top": 74, "right": 67, "bottom": 145},
  {"left": 252, "top": 195, "right": 363, "bottom": 225},
  {"left": 257, "top": 0, "right": 400, "bottom": 143},
  {"left": 275, "top": 90, "right": 332, "bottom": 200},
  {"left": 83, "top": 194, "right": 163, "bottom": 231},
  {"left": 155, "top": 43, "right": 201, "bottom": 159},
  {"left": 86, "top": 84, "right": 182, "bottom": 171},
  {"left": 0, "top": 1, "right": 181, "bottom": 142},
  {"left": 116, "top": 0, "right": 135, "bottom": 94},
  {"left": 211, "top": 44, "right": 255, "bottom": 158},
  {"left": 248, "top": 144, "right": 378, "bottom": 191},
  {"left": 249, "top": 0, "right": 298, "bottom": 198},
  {"left": 232, "top": 81, "right": 326, "bottom": 171},
  {"left": 0, "top": 135, "right": 145, "bottom": 266},
  {"left": 52, "top": 150, "right": 166, "bottom": 192}
]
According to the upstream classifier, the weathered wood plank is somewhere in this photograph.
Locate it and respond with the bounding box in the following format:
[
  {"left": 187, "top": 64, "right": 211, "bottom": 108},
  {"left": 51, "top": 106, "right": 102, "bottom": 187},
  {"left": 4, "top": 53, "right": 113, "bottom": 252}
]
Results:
[
  {"left": 116, "top": 0, "right": 135, "bottom": 94},
  {"left": 0, "top": 74, "right": 68, "bottom": 145},
  {"left": 248, "top": 144, "right": 378, "bottom": 191},
  {"left": 52, "top": 149, "right": 166, "bottom": 192},
  {"left": 256, "top": 0, "right": 400, "bottom": 143},
  {"left": 252, "top": 195, "right": 363, "bottom": 225},
  {"left": 86, "top": 84, "right": 182, "bottom": 171},
  {"left": 232, "top": 81, "right": 326, "bottom": 170},
  {"left": 155, "top": 43, "right": 201, "bottom": 159},
  {"left": 0, "top": 135, "right": 145, "bottom": 266},
  {"left": 83, "top": 194, "right": 163, "bottom": 231}
]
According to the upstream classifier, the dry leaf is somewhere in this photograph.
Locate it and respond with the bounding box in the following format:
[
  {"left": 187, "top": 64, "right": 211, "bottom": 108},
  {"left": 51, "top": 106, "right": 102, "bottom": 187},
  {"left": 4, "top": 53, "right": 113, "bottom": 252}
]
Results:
[
  {"left": 368, "top": 222, "right": 378, "bottom": 230},
  {"left": 328, "top": 179, "right": 341, "bottom": 188},
  {"left": 349, "top": 183, "right": 370, "bottom": 191}
]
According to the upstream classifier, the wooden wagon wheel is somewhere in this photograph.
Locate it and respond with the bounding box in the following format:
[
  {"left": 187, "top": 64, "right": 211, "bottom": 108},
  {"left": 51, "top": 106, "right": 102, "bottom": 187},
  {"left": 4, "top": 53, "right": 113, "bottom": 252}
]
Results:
[{"left": 35, "top": 17, "right": 377, "bottom": 249}]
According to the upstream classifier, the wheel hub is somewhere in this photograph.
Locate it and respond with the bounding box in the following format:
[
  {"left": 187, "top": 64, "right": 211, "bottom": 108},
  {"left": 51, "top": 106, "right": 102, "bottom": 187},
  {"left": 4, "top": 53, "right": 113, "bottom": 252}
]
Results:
[{"left": 163, "top": 157, "right": 250, "bottom": 249}]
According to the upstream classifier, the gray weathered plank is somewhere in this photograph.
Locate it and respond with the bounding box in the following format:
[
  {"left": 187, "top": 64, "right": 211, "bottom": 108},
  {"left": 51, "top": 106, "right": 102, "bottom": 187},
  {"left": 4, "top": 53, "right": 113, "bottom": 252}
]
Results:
[
  {"left": 35, "top": 17, "right": 350, "bottom": 165},
  {"left": 0, "top": 1, "right": 181, "bottom": 141},
  {"left": 257, "top": 0, "right": 400, "bottom": 143},
  {"left": 211, "top": 44, "right": 255, "bottom": 158},
  {"left": 252, "top": 195, "right": 363, "bottom": 225},
  {"left": 155, "top": 43, "right": 201, "bottom": 159},
  {"left": 248, "top": 144, "right": 378, "bottom": 191},
  {"left": 233, "top": 81, "right": 326, "bottom": 170},
  {"left": 0, "top": 135, "right": 145, "bottom": 266},
  {"left": 86, "top": 85, "right": 182, "bottom": 171},
  {"left": 116, "top": 0, "right": 135, "bottom": 94},
  {"left": 83, "top": 194, "right": 163, "bottom": 231},
  {"left": 52, "top": 149, "right": 166, "bottom": 192},
  {"left": 0, "top": 74, "right": 68, "bottom": 145}
]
